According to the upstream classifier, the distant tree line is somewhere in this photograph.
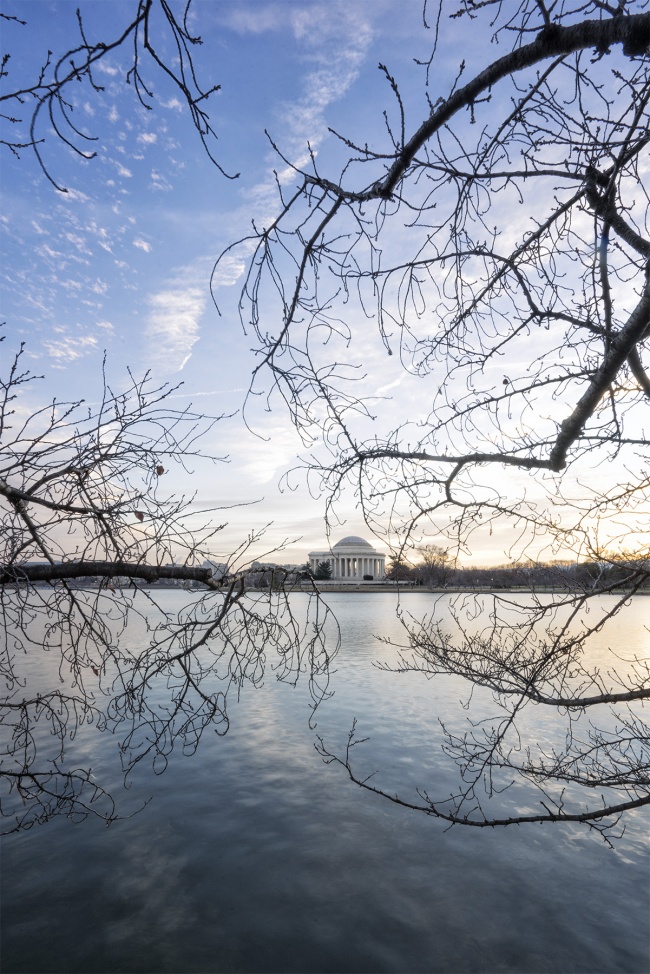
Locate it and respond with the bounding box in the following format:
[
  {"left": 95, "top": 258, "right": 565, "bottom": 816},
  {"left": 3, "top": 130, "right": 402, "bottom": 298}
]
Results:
[{"left": 386, "top": 547, "right": 650, "bottom": 592}]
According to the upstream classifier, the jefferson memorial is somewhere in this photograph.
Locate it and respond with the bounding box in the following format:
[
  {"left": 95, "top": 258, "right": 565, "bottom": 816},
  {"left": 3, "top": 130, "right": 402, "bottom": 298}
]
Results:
[{"left": 308, "top": 536, "right": 386, "bottom": 580}]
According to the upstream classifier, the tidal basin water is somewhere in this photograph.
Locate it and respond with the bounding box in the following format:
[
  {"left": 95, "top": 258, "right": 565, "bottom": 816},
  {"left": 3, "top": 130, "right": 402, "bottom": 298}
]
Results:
[{"left": 1, "top": 591, "right": 649, "bottom": 973}]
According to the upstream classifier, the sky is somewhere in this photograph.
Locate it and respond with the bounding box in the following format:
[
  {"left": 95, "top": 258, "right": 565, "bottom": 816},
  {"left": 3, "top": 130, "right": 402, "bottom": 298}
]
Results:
[
  {"left": 1, "top": 0, "right": 450, "bottom": 567},
  {"left": 2, "top": 1, "right": 646, "bottom": 569}
]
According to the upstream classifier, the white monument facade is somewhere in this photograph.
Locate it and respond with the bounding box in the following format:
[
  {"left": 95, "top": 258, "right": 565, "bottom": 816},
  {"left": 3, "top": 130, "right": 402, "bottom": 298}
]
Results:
[{"left": 308, "top": 536, "right": 386, "bottom": 580}]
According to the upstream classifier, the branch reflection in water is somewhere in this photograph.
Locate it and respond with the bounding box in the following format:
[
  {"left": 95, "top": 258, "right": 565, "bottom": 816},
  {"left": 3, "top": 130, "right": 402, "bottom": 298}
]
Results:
[{"left": 1, "top": 591, "right": 648, "bottom": 974}]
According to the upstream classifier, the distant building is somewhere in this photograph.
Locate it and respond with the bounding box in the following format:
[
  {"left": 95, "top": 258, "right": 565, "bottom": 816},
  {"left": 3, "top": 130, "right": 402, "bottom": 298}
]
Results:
[{"left": 308, "top": 536, "right": 386, "bottom": 580}]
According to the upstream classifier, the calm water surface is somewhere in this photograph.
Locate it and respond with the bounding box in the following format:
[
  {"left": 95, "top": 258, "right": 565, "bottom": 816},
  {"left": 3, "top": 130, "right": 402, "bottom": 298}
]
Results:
[{"left": 1, "top": 592, "right": 648, "bottom": 973}]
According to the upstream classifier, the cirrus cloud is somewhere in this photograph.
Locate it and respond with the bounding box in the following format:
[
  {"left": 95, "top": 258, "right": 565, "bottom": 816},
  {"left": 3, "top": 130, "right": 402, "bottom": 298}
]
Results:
[
  {"left": 145, "top": 287, "right": 206, "bottom": 373},
  {"left": 43, "top": 334, "right": 99, "bottom": 366}
]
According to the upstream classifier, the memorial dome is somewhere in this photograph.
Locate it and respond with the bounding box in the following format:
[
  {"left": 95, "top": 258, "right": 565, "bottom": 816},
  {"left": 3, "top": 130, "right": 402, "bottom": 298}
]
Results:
[{"left": 333, "top": 536, "right": 373, "bottom": 548}]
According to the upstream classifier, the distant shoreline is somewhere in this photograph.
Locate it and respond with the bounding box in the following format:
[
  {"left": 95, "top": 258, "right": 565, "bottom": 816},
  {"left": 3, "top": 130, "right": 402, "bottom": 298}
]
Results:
[
  {"left": 20, "top": 580, "right": 648, "bottom": 597},
  {"left": 296, "top": 583, "right": 650, "bottom": 596}
]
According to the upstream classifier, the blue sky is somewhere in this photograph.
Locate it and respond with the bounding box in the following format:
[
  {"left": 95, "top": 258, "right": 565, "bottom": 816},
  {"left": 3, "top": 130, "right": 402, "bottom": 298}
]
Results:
[
  {"left": 3, "top": 1, "right": 644, "bottom": 568},
  {"left": 3, "top": 0, "right": 454, "bottom": 566}
]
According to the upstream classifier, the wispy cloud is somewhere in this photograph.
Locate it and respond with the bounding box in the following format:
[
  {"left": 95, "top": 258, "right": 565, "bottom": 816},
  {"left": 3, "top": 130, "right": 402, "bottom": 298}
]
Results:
[
  {"left": 96, "top": 62, "right": 119, "bottom": 77},
  {"left": 211, "top": 253, "right": 246, "bottom": 288},
  {"left": 218, "top": 419, "right": 305, "bottom": 486},
  {"left": 145, "top": 287, "right": 206, "bottom": 373},
  {"left": 43, "top": 334, "right": 99, "bottom": 365},
  {"left": 222, "top": 3, "right": 373, "bottom": 152},
  {"left": 150, "top": 170, "right": 172, "bottom": 192},
  {"left": 60, "top": 188, "right": 91, "bottom": 204},
  {"left": 133, "top": 238, "right": 152, "bottom": 252},
  {"left": 280, "top": 14, "right": 372, "bottom": 155},
  {"left": 230, "top": 2, "right": 374, "bottom": 222}
]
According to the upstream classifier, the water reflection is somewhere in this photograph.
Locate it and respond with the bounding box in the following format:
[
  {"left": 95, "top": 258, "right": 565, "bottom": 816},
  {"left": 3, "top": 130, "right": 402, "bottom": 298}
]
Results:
[{"left": 1, "top": 592, "right": 648, "bottom": 973}]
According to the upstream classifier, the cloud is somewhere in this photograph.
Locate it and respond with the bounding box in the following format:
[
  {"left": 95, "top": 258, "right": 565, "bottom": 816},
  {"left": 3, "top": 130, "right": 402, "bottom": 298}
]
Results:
[
  {"left": 211, "top": 253, "right": 246, "bottom": 288},
  {"left": 279, "top": 24, "right": 372, "bottom": 154},
  {"left": 226, "top": 5, "right": 286, "bottom": 34},
  {"left": 96, "top": 62, "right": 119, "bottom": 77},
  {"left": 224, "top": 2, "right": 373, "bottom": 55},
  {"left": 133, "top": 238, "right": 152, "bottom": 252},
  {"left": 150, "top": 170, "right": 172, "bottom": 192},
  {"left": 218, "top": 420, "right": 304, "bottom": 486},
  {"left": 375, "top": 374, "right": 407, "bottom": 396},
  {"left": 138, "top": 132, "right": 158, "bottom": 145},
  {"left": 145, "top": 287, "right": 206, "bottom": 372},
  {"left": 167, "top": 388, "right": 246, "bottom": 400},
  {"left": 60, "top": 188, "right": 91, "bottom": 204},
  {"left": 223, "top": 2, "right": 357, "bottom": 44},
  {"left": 238, "top": 3, "right": 374, "bottom": 214},
  {"left": 43, "top": 335, "right": 99, "bottom": 365},
  {"left": 37, "top": 242, "right": 64, "bottom": 260}
]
